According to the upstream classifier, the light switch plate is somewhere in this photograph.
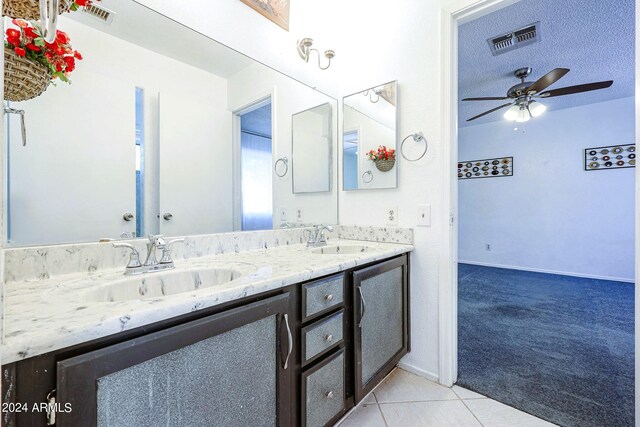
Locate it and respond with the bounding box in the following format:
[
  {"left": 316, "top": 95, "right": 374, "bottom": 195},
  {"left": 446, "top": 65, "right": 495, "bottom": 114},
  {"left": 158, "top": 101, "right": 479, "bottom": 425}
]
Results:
[
  {"left": 386, "top": 206, "right": 398, "bottom": 226},
  {"left": 417, "top": 204, "right": 431, "bottom": 227},
  {"left": 296, "top": 208, "right": 304, "bottom": 222}
]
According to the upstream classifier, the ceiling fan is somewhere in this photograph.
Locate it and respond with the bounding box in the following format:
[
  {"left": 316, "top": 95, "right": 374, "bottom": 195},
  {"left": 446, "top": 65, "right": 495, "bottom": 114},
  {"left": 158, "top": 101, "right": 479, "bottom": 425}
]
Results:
[{"left": 463, "top": 67, "right": 613, "bottom": 122}]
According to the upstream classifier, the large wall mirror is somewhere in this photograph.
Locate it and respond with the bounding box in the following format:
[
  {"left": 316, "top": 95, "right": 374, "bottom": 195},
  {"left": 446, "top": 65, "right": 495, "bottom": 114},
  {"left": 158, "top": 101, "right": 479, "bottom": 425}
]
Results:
[
  {"left": 5, "top": 0, "right": 338, "bottom": 246},
  {"left": 343, "top": 81, "right": 398, "bottom": 190}
]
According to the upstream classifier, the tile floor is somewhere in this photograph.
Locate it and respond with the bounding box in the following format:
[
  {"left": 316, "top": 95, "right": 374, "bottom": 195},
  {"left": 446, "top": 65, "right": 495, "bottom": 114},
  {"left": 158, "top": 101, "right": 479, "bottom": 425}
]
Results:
[{"left": 335, "top": 369, "right": 558, "bottom": 427}]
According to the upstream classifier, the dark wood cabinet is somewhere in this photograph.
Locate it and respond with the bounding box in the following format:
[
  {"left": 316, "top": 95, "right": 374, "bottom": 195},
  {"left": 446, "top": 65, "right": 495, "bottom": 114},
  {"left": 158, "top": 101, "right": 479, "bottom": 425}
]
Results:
[
  {"left": 352, "top": 256, "right": 409, "bottom": 402},
  {"left": 57, "top": 293, "right": 293, "bottom": 427},
  {"left": 1, "top": 254, "right": 409, "bottom": 427}
]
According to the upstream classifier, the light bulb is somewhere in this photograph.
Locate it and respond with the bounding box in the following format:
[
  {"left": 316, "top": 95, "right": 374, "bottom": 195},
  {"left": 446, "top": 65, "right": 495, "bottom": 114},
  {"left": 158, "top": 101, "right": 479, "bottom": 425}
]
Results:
[
  {"left": 515, "top": 106, "right": 530, "bottom": 123},
  {"left": 528, "top": 100, "right": 547, "bottom": 118},
  {"left": 503, "top": 105, "right": 520, "bottom": 121}
]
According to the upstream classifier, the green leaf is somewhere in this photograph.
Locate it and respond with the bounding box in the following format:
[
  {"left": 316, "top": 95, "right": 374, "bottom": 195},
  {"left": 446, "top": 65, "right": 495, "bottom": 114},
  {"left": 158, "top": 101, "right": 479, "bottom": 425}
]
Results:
[
  {"left": 34, "top": 38, "right": 45, "bottom": 47},
  {"left": 70, "top": 3, "right": 79, "bottom": 11}
]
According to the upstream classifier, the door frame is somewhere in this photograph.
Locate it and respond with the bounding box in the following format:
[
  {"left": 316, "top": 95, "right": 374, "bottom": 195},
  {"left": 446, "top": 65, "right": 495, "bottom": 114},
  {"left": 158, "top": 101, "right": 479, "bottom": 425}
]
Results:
[
  {"left": 439, "top": 7, "right": 640, "bottom": 425},
  {"left": 231, "top": 89, "right": 276, "bottom": 231}
]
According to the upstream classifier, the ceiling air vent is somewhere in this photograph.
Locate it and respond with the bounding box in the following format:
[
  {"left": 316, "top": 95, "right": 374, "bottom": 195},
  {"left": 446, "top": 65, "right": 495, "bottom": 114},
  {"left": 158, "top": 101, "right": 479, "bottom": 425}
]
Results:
[
  {"left": 80, "top": 3, "right": 115, "bottom": 24},
  {"left": 488, "top": 22, "right": 540, "bottom": 56}
]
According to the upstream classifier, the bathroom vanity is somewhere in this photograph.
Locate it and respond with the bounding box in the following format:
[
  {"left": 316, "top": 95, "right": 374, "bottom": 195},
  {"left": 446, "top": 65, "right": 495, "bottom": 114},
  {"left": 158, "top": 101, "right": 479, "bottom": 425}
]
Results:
[{"left": 1, "top": 231, "right": 412, "bottom": 427}]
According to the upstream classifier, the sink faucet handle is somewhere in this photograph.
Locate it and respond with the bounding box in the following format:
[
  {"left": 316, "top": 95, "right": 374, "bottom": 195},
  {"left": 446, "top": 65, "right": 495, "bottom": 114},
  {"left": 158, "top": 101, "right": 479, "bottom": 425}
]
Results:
[
  {"left": 113, "top": 243, "right": 142, "bottom": 268},
  {"left": 160, "top": 238, "right": 185, "bottom": 264},
  {"left": 317, "top": 225, "right": 334, "bottom": 243},
  {"left": 148, "top": 234, "right": 166, "bottom": 247}
]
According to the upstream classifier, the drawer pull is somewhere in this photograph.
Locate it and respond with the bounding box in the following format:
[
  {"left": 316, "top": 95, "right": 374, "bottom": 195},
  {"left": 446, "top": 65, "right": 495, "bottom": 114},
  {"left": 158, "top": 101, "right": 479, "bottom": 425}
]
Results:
[
  {"left": 324, "top": 390, "right": 335, "bottom": 399},
  {"left": 324, "top": 293, "right": 334, "bottom": 302},
  {"left": 324, "top": 334, "right": 333, "bottom": 342}
]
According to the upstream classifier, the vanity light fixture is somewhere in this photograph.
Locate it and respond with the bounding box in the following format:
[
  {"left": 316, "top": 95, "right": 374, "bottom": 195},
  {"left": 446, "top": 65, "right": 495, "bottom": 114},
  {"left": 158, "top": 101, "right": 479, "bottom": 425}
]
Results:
[
  {"left": 297, "top": 38, "right": 335, "bottom": 70},
  {"left": 363, "top": 88, "right": 383, "bottom": 103}
]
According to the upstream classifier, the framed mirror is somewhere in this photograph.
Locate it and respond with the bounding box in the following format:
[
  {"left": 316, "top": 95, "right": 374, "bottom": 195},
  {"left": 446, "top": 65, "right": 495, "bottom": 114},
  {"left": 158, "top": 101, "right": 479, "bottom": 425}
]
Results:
[
  {"left": 292, "top": 103, "right": 332, "bottom": 194},
  {"left": 342, "top": 81, "right": 398, "bottom": 190},
  {"left": 4, "top": 0, "right": 338, "bottom": 246}
]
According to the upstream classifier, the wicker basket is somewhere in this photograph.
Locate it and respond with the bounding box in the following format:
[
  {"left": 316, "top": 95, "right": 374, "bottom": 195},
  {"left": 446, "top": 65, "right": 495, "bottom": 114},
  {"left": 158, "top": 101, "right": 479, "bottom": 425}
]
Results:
[
  {"left": 4, "top": 47, "right": 51, "bottom": 102},
  {"left": 374, "top": 158, "right": 396, "bottom": 172},
  {"left": 3, "top": 0, "right": 74, "bottom": 20}
]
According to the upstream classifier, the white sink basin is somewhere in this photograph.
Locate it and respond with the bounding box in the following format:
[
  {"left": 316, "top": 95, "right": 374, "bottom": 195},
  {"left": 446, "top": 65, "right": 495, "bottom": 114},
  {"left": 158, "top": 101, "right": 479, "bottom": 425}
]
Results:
[
  {"left": 311, "top": 244, "right": 372, "bottom": 255},
  {"left": 84, "top": 267, "right": 242, "bottom": 302}
]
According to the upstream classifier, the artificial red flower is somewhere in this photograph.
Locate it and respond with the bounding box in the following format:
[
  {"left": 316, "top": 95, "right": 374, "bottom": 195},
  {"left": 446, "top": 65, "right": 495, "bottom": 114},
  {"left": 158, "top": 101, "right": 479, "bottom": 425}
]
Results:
[
  {"left": 6, "top": 28, "right": 20, "bottom": 39},
  {"left": 74, "top": 51, "right": 83, "bottom": 60},
  {"left": 11, "top": 19, "right": 28, "bottom": 29},
  {"left": 13, "top": 47, "right": 26, "bottom": 57},
  {"left": 26, "top": 43, "right": 40, "bottom": 51},
  {"left": 75, "top": 0, "right": 90, "bottom": 5},
  {"left": 56, "top": 30, "right": 69, "bottom": 44}
]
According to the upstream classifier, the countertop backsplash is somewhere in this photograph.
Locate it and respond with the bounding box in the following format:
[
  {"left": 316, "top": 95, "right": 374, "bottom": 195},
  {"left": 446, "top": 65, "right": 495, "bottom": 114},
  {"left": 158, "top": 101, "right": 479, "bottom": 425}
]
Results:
[{"left": 4, "top": 225, "right": 413, "bottom": 283}]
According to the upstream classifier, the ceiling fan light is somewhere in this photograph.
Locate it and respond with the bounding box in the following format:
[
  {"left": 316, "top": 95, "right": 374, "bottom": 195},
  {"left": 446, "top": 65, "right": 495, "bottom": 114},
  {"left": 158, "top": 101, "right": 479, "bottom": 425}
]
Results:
[
  {"left": 503, "top": 105, "right": 520, "bottom": 121},
  {"left": 515, "top": 107, "right": 530, "bottom": 122},
  {"left": 528, "top": 100, "right": 547, "bottom": 118}
]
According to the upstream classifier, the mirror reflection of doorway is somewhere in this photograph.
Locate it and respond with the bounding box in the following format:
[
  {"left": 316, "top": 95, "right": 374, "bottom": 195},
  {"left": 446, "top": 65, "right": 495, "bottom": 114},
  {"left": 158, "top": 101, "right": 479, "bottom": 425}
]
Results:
[
  {"left": 239, "top": 101, "right": 273, "bottom": 231},
  {"left": 343, "top": 130, "right": 359, "bottom": 190}
]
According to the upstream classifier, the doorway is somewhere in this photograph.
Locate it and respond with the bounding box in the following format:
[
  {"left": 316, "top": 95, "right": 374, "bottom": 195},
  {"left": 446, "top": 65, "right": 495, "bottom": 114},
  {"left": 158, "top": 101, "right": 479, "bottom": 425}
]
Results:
[
  {"left": 236, "top": 100, "right": 274, "bottom": 231},
  {"left": 443, "top": 0, "right": 637, "bottom": 426}
]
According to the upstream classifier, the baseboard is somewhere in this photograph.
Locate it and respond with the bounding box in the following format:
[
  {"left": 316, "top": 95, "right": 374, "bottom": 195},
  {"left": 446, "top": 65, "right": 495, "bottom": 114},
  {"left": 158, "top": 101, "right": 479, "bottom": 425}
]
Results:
[
  {"left": 397, "top": 361, "right": 440, "bottom": 383},
  {"left": 458, "top": 259, "right": 635, "bottom": 284}
]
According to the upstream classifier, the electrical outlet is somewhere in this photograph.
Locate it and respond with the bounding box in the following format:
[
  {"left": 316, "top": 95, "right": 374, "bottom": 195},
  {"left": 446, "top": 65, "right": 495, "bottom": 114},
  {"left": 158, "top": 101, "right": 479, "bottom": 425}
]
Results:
[
  {"left": 417, "top": 204, "right": 431, "bottom": 227},
  {"left": 386, "top": 206, "right": 398, "bottom": 225},
  {"left": 296, "top": 208, "right": 304, "bottom": 222},
  {"left": 278, "top": 207, "right": 287, "bottom": 222},
  {"left": 486, "top": 244, "right": 492, "bottom": 251}
]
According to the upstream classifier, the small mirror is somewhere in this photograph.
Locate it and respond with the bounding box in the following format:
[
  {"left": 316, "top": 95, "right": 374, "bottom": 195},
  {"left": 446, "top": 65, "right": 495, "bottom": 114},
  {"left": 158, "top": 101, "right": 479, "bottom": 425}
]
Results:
[
  {"left": 343, "top": 81, "right": 398, "bottom": 190},
  {"left": 292, "top": 103, "right": 332, "bottom": 193}
]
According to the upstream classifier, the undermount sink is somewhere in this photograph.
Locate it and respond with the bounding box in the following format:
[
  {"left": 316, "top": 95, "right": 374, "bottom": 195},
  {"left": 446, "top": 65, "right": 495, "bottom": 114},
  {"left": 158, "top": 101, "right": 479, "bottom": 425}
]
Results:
[
  {"left": 311, "top": 244, "right": 372, "bottom": 255},
  {"left": 84, "top": 267, "right": 243, "bottom": 302}
]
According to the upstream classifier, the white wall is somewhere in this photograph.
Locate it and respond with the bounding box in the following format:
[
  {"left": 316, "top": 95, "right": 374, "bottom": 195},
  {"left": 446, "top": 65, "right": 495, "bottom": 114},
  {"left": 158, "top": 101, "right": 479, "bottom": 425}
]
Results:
[
  {"left": 7, "top": 17, "right": 232, "bottom": 245},
  {"left": 458, "top": 97, "right": 635, "bottom": 281},
  {"left": 227, "top": 64, "right": 338, "bottom": 226}
]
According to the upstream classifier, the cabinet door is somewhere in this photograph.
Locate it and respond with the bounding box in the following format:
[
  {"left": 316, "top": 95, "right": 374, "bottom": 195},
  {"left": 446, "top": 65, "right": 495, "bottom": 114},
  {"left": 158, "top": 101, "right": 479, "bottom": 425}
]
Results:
[
  {"left": 56, "top": 293, "right": 293, "bottom": 427},
  {"left": 353, "top": 256, "right": 409, "bottom": 402}
]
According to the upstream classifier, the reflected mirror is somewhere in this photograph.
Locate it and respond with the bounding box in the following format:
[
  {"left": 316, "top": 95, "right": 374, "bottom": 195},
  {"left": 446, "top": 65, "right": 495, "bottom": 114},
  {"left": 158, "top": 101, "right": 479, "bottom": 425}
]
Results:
[
  {"left": 343, "top": 81, "right": 397, "bottom": 190},
  {"left": 5, "top": 0, "right": 338, "bottom": 246},
  {"left": 292, "top": 103, "right": 332, "bottom": 194}
]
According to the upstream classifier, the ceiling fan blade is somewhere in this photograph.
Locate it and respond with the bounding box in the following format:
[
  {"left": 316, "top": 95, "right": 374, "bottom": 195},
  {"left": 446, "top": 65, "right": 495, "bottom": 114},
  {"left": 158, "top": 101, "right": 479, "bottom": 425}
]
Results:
[
  {"left": 538, "top": 80, "right": 613, "bottom": 98},
  {"left": 466, "top": 102, "right": 513, "bottom": 122},
  {"left": 462, "top": 97, "right": 510, "bottom": 101},
  {"left": 527, "top": 68, "right": 570, "bottom": 94}
]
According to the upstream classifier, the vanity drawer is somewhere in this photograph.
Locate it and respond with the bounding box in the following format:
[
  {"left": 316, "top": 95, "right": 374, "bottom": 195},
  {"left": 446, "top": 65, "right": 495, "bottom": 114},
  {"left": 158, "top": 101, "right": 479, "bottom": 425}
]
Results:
[
  {"left": 303, "top": 274, "right": 344, "bottom": 320},
  {"left": 302, "top": 310, "right": 344, "bottom": 363},
  {"left": 302, "top": 349, "right": 345, "bottom": 427}
]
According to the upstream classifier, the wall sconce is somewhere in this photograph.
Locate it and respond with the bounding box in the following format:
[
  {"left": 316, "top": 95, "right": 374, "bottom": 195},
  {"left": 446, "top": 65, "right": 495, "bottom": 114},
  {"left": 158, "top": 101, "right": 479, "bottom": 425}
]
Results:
[
  {"left": 363, "top": 88, "right": 383, "bottom": 103},
  {"left": 297, "top": 38, "right": 335, "bottom": 70}
]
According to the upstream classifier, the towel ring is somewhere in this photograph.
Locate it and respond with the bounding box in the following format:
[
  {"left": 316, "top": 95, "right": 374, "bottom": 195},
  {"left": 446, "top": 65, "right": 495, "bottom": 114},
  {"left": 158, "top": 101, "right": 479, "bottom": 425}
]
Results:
[
  {"left": 362, "top": 170, "right": 373, "bottom": 183},
  {"left": 275, "top": 157, "right": 288, "bottom": 177},
  {"left": 401, "top": 132, "right": 428, "bottom": 162}
]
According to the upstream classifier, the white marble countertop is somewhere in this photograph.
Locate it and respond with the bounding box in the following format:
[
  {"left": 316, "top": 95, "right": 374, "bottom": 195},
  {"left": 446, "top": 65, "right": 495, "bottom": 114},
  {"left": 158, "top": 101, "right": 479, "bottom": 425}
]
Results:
[{"left": 3, "top": 239, "right": 413, "bottom": 364}]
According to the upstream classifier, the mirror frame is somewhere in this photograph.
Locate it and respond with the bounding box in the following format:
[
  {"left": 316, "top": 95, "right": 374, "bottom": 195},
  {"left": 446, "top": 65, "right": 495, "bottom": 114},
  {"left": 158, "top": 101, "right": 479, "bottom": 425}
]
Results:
[{"left": 342, "top": 80, "right": 399, "bottom": 191}]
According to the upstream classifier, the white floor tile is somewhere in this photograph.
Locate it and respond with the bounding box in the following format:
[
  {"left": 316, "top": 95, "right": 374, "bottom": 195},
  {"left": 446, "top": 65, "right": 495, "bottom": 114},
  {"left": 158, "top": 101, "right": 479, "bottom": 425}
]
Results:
[
  {"left": 452, "top": 385, "right": 486, "bottom": 400},
  {"left": 336, "top": 403, "right": 386, "bottom": 427},
  {"left": 362, "top": 390, "right": 377, "bottom": 404},
  {"left": 464, "top": 398, "right": 558, "bottom": 427},
  {"left": 380, "top": 400, "right": 482, "bottom": 427},
  {"left": 374, "top": 369, "right": 459, "bottom": 403}
]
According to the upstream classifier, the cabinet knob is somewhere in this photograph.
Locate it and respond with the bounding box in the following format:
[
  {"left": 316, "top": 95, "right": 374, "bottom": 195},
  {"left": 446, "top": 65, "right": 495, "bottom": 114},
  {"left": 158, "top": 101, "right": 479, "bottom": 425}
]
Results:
[
  {"left": 324, "top": 391, "right": 334, "bottom": 399},
  {"left": 123, "top": 212, "right": 134, "bottom": 222},
  {"left": 324, "top": 294, "right": 334, "bottom": 302},
  {"left": 163, "top": 213, "right": 173, "bottom": 221},
  {"left": 324, "top": 334, "right": 333, "bottom": 342}
]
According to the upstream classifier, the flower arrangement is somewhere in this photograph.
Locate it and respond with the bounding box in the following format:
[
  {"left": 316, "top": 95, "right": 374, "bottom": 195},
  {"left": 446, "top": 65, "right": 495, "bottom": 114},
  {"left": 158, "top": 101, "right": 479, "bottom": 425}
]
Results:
[
  {"left": 5, "top": 19, "right": 82, "bottom": 84},
  {"left": 366, "top": 145, "right": 396, "bottom": 162}
]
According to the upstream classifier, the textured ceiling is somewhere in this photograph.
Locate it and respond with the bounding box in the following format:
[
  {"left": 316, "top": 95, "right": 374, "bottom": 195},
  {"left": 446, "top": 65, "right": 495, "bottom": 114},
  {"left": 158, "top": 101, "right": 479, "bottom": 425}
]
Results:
[{"left": 458, "top": 0, "right": 635, "bottom": 127}]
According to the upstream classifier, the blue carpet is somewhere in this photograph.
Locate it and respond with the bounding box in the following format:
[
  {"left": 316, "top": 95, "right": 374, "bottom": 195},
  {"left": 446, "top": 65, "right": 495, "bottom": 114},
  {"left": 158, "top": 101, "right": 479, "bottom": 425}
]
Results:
[{"left": 457, "top": 263, "right": 634, "bottom": 427}]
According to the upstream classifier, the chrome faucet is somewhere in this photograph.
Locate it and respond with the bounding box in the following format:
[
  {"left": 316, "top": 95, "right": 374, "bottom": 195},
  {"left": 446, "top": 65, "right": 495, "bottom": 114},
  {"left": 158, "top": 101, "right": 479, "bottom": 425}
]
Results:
[
  {"left": 114, "top": 234, "right": 184, "bottom": 275},
  {"left": 306, "top": 225, "right": 334, "bottom": 248}
]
